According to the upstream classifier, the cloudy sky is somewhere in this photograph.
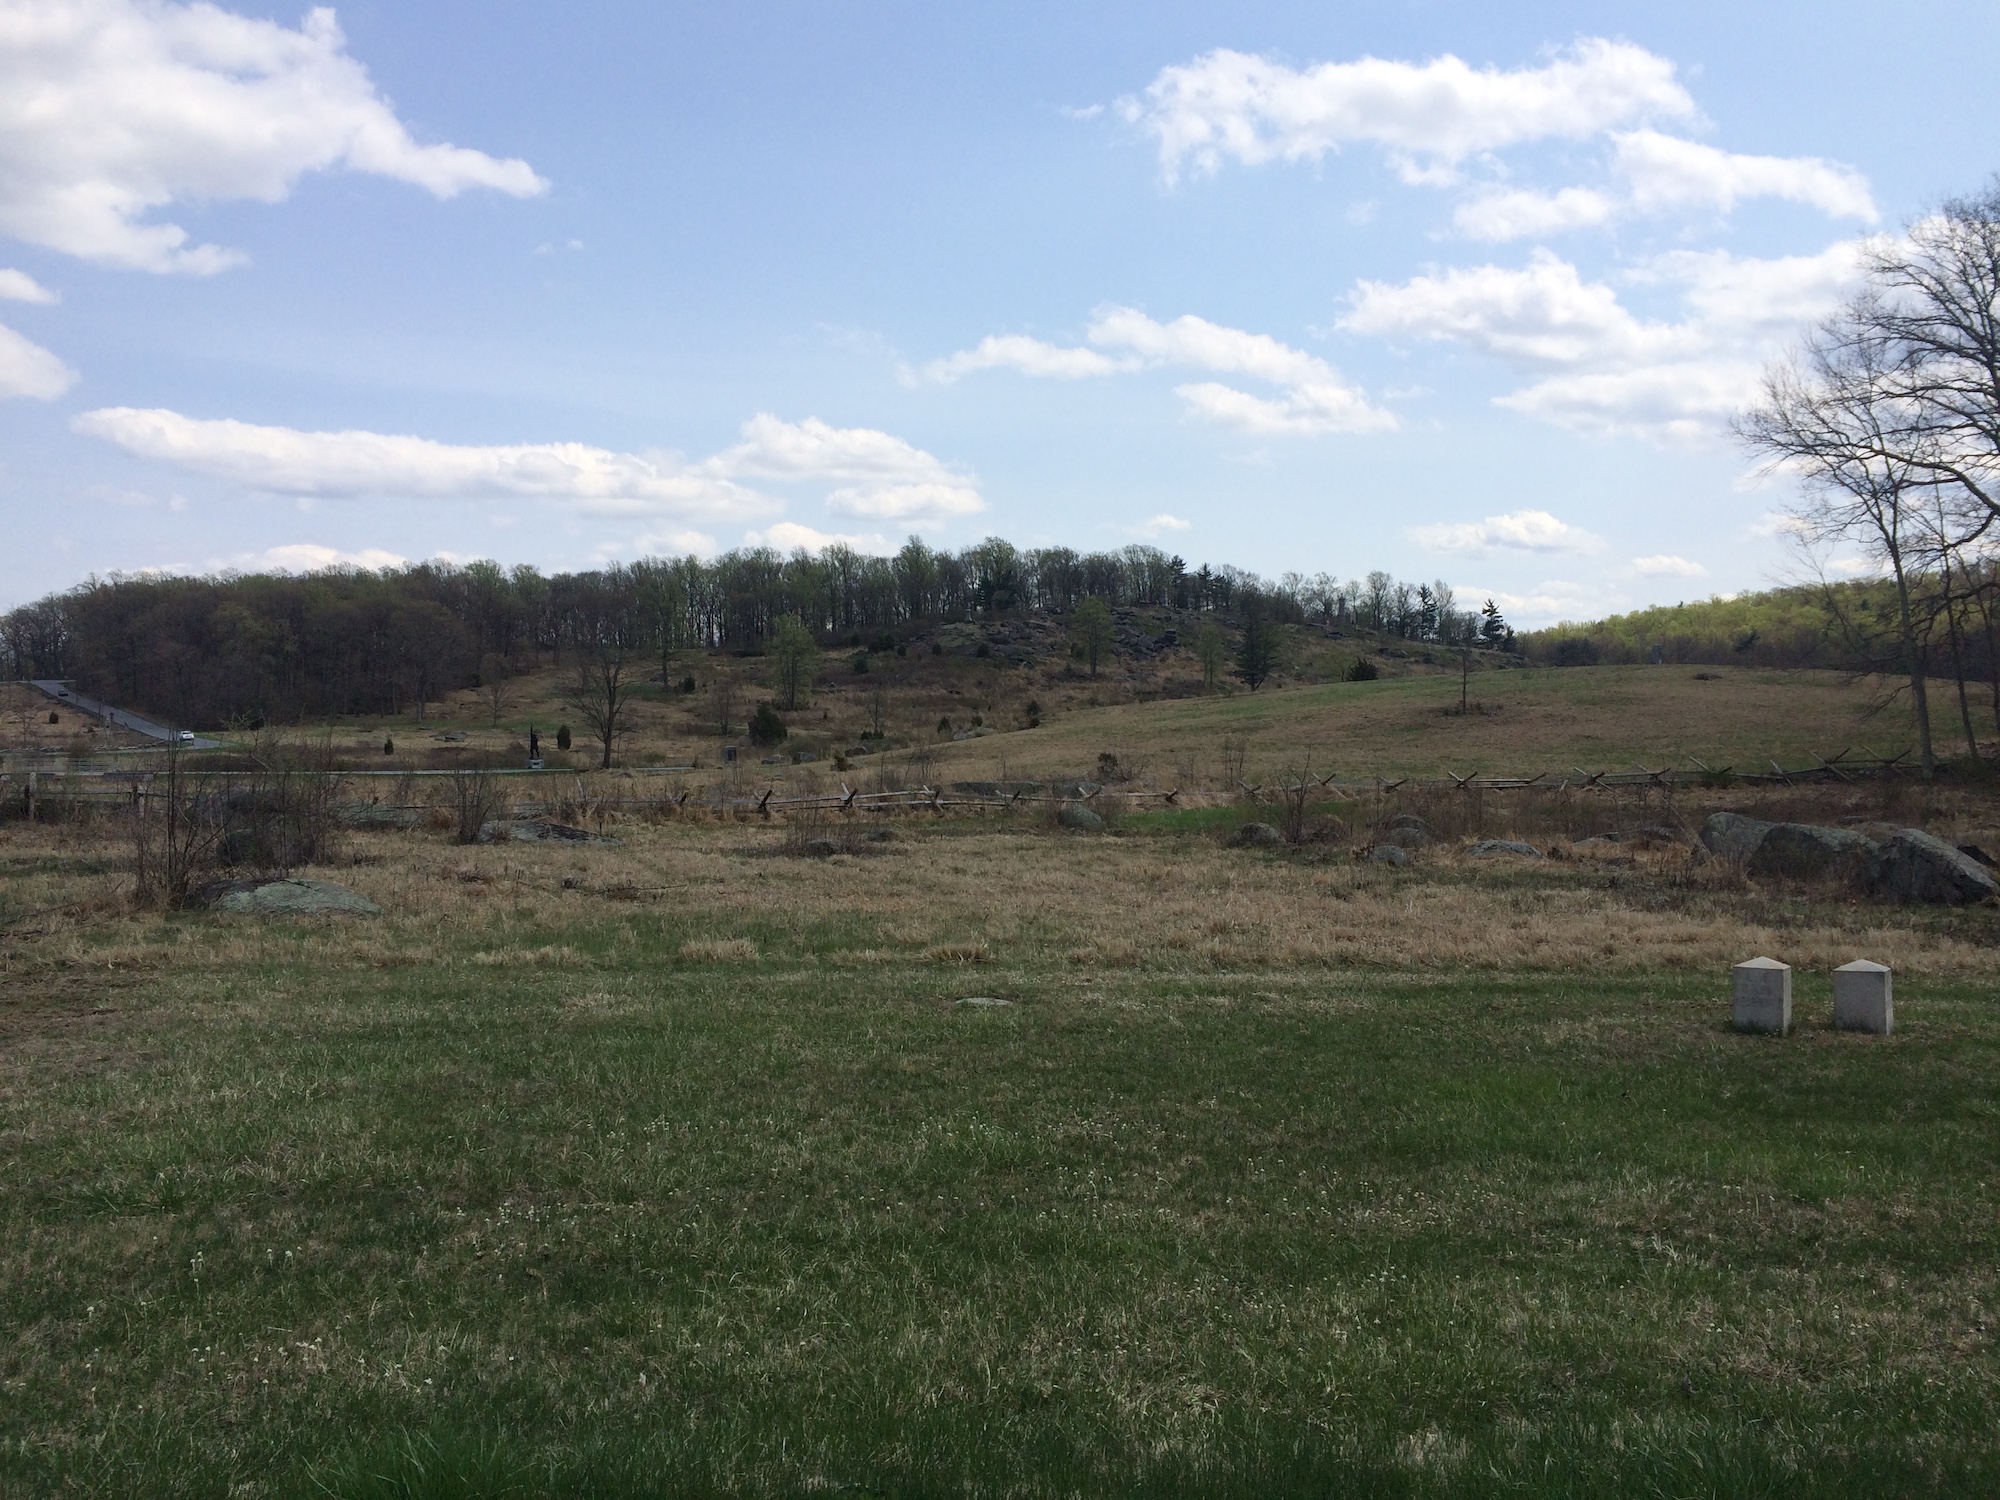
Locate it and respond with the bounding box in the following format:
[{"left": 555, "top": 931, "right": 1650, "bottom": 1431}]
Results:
[{"left": 2, "top": 0, "right": 1997, "bottom": 622}]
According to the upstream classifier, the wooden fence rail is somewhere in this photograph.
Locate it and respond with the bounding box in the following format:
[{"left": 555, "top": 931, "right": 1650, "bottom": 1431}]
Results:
[{"left": 0, "top": 746, "right": 1922, "bottom": 823}]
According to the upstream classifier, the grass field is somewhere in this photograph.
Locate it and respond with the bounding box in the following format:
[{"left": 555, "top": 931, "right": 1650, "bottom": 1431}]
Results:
[
  {"left": 123, "top": 656, "right": 1934, "bottom": 797},
  {"left": 4, "top": 807, "right": 1999, "bottom": 1497}
]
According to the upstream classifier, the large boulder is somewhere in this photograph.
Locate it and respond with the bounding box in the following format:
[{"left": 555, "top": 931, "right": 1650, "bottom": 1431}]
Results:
[
  {"left": 1863, "top": 829, "right": 2000, "bottom": 905},
  {"left": 1699, "top": 812, "right": 1773, "bottom": 863},
  {"left": 1368, "top": 844, "right": 1409, "bottom": 867},
  {"left": 1231, "top": 822, "right": 1283, "bottom": 848},
  {"left": 1748, "top": 823, "right": 1879, "bottom": 882},
  {"left": 199, "top": 878, "right": 380, "bottom": 916},
  {"left": 1056, "top": 803, "right": 1106, "bottom": 832}
]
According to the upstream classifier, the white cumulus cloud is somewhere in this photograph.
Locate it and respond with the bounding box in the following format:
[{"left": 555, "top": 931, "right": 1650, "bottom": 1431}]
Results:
[
  {"left": 1125, "top": 39, "right": 1693, "bottom": 186},
  {"left": 224, "top": 542, "right": 408, "bottom": 573},
  {"left": 1453, "top": 135, "right": 1875, "bottom": 242},
  {"left": 1612, "top": 130, "right": 1876, "bottom": 221},
  {"left": 927, "top": 305, "right": 1393, "bottom": 436},
  {"left": 71, "top": 406, "right": 987, "bottom": 531},
  {"left": 704, "top": 413, "right": 985, "bottom": 523},
  {"left": 0, "top": 267, "right": 54, "bottom": 301},
  {"left": 72, "top": 407, "right": 770, "bottom": 518},
  {"left": 742, "top": 521, "right": 893, "bottom": 554},
  {"left": 1628, "top": 553, "right": 1707, "bottom": 578},
  {"left": 1345, "top": 242, "right": 1867, "bottom": 440},
  {"left": 923, "top": 334, "right": 1134, "bottom": 382},
  {"left": 0, "top": 319, "right": 76, "bottom": 398},
  {"left": 1128, "top": 513, "right": 1191, "bottom": 538},
  {"left": 0, "top": 0, "right": 545, "bottom": 273},
  {"left": 1411, "top": 509, "right": 1603, "bottom": 554}
]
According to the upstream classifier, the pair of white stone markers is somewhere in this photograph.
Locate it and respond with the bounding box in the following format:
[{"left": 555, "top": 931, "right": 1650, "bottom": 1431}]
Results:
[{"left": 1732, "top": 957, "right": 1893, "bottom": 1036}]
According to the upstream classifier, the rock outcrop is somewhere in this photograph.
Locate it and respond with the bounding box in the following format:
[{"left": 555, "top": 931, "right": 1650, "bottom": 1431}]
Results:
[
  {"left": 1699, "top": 812, "right": 1773, "bottom": 863},
  {"left": 197, "top": 878, "right": 380, "bottom": 916},
  {"left": 1863, "top": 829, "right": 2000, "bottom": 905},
  {"left": 1231, "top": 822, "right": 1283, "bottom": 848},
  {"left": 1748, "top": 823, "right": 1879, "bottom": 881}
]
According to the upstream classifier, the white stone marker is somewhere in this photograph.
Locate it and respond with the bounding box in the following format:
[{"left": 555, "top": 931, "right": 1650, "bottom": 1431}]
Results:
[
  {"left": 1732, "top": 957, "right": 1792, "bottom": 1035},
  {"left": 1832, "top": 960, "right": 1893, "bottom": 1035}
]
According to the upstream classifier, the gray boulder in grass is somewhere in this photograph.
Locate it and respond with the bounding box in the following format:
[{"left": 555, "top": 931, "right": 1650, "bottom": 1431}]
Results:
[
  {"left": 1467, "top": 839, "right": 1542, "bottom": 858},
  {"left": 1748, "top": 823, "right": 1879, "bottom": 881},
  {"left": 1863, "top": 829, "right": 2000, "bottom": 905},
  {"left": 1057, "top": 803, "right": 1106, "bottom": 832},
  {"left": 202, "top": 878, "right": 380, "bottom": 916},
  {"left": 1699, "top": 812, "right": 1772, "bottom": 863}
]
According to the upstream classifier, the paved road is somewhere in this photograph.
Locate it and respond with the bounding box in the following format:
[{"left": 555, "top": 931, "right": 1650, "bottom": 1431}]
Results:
[{"left": 30, "top": 681, "right": 222, "bottom": 749}]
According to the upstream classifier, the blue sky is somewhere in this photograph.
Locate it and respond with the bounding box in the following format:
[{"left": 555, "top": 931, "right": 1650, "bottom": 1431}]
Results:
[{"left": 3, "top": 0, "right": 1998, "bottom": 622}]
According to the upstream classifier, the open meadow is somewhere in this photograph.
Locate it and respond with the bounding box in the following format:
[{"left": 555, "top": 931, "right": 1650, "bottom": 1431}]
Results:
[{"left": 3, "top": 670, "right": 1999, "bottom": 1497}]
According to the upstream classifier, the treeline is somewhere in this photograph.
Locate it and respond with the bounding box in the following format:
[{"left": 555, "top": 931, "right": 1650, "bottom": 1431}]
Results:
[
  {"left": 1, "top": 539, "right": 1506, "bottom": 728},
  {"left": 1520, "top": 566, "right": 2000, "bottom": 751}
]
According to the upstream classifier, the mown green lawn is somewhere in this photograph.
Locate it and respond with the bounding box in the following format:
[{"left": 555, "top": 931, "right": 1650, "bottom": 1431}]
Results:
[{"left": 4, "top": 933, "right": 1997, "bottom": 1497}]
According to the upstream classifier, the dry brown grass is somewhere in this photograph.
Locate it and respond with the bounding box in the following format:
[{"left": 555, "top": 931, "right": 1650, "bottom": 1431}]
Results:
[{"left": 5, "top": 795, "right": 1997, "bottom": 989}]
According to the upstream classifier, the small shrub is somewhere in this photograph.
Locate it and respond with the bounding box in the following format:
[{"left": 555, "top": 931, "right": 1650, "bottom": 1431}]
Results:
[
  {"left": 930, "top": 642, "right": 943, "bottom": 655},
  {"left": 976, "top": 642, "right": 991, "bottom": 658},
  {"left": 680, "top": 674, "right": 696, "bottom": 693},
  {"left": 937, "top": 716, "right": 952, "bottom": 734},
  {"left": 1345, "top": 657, "right": 1380, "bottom": 682},
  {"left": 47, "top": 711, "right": 58, "bottom": 724},
  {"left": 748, "top": 702, "right": 788, "bottom": 745},
  {"left": 382, "top": 736, "right": 394, "bottom": 755},
  {"left": 450, "top": 766, "right": 506, "bottom": 845},
  {"left": 852, "top": 652, "right": 869, "bottom": 675},
  {"left": 556, "top": 724, "right": 572, "bottom": 751}
]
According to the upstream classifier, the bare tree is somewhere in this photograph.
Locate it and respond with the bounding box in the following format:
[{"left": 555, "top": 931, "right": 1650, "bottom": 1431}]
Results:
[
  {"left": 1738, "top": 315, "right": 1941, "bottom": 773},
  {"left": 563, "top": 649, "right": 632, "bottom": 770},
  {"left": 450, "top": 765, "right": 506, "bottom": 843},
  {"left": 710, "top": 671, "right": 737, "bottom": 740},
  {"left": 132, "top": 745, "right": 226, "bottom": 908},
  {"left": 1863, "top": 183, "right": 2000, "bottom": 523},
  {"left": 768, "top": 615, "right": 818, "bottom": 710},
  {"left": 481, "top": 654, "right": 510, "bottom": 728},
  {"left": 1194, "top": 618, "right": 1226, "bottom": 692},
  {"left": 1072, "top": 596, "right": 1113, "bottom": 676}
]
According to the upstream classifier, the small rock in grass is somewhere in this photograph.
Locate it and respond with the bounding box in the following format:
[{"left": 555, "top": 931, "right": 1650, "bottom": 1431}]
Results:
[
  {"left": 956, "top": 996, "right": 1014, "bottom": 1007},
  {"left": 1368, "top": 844, "right": 1409, "bottom": 867},
  {"left": 1380, "top": 813, "right": 1434, "bottom": 847},
  {"left": 1057, "top": 803, "right": 1106, "bottom": 832},
  {"left": 1467, "top": 839, "right": 1542, "bottom": 858},
  {"left": 1231, "top": 822, "right": 1283, "bottom": 848}
]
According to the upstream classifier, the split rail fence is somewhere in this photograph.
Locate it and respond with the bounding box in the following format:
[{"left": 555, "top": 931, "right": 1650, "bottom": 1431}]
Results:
[{"left": 0, "top": 745, "right": 1920, "bottom": 824}]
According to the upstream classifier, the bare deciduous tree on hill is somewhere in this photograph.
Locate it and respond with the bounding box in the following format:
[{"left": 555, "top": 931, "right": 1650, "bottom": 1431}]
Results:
[{"left": 564, "top": 649, "right": 632, "bottom": 770}]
